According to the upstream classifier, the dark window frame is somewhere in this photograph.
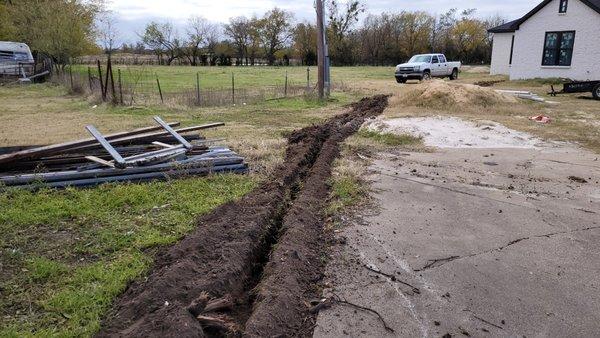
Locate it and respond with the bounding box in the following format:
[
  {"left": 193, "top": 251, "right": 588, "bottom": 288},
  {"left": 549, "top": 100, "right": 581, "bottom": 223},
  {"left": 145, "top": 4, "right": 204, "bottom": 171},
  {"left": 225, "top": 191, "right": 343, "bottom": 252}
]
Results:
[
  {"left": 509, "top": 35, "right": 515, "bottom": 65},
  {"left": 559, "top": 0, "right": 568, "bottom": 13},
  {"left": 542, "top": 31, "right": 575, "bottom": 66}
]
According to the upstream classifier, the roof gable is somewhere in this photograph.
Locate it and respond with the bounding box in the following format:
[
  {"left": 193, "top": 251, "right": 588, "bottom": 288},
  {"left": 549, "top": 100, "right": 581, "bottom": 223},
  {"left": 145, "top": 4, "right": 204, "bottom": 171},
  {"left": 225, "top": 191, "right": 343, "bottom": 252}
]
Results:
[{"left": 489, "top": 0, "right": 600, "bottom": 33}]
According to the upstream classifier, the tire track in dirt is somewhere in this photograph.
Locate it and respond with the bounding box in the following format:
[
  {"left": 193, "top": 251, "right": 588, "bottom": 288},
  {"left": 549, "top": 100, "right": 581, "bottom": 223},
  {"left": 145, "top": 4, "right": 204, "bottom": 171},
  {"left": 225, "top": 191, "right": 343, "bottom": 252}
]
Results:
[{"left": 96, "top": 95, "right": 389, "bottom": 337}]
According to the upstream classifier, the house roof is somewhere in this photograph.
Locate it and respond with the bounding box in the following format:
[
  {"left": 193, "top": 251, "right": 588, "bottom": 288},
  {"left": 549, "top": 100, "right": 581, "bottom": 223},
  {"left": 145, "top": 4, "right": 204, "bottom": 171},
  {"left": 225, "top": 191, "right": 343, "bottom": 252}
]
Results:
[{"left": 488, "top": 0, "right": 600, "bottom": 33}]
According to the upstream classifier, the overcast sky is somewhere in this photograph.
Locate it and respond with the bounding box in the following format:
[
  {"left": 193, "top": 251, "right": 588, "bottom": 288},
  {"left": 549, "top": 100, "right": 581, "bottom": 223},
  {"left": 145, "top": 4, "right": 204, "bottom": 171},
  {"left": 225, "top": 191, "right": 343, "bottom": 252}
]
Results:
[{"left": 107, "top": 0, "right": 542, "bottom": 44}]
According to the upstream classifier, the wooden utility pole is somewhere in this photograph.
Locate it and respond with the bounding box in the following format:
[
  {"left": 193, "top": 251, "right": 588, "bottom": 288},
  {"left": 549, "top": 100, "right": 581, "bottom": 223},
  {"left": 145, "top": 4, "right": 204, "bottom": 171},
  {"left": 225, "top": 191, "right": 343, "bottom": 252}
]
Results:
[{"left": 316, "top": 0, "right": 325, "bottom": 99}]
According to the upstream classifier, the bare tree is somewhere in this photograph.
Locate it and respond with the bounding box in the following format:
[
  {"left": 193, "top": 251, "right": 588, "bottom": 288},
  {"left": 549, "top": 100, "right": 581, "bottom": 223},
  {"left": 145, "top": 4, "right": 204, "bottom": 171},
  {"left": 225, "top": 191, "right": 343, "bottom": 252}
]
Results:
[
  {"left": 224, "top": 16, "right": 251, "bottom": 65},
  {"left": 185, "top": 16, "right": 215, "bottom": 66},
  {"left": 326, "top": 0, "right": 365, "bottom": 65},
  {"left": 141, "top": 21, "right": 181, "bottom": 65},
  {"left": 97, "top": 10, "right": 119, "bottom": 56},
  {"left": 293, "top": 22, "right": 317, "bottom": 66},
  {"left": 258, "top": 8, "right": 293, "bottom": 65}
]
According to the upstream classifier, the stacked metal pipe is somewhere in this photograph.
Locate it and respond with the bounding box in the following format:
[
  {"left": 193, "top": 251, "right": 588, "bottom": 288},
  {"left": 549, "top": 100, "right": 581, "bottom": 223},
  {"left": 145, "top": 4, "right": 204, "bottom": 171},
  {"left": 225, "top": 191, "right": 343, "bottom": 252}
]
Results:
[{"left": 0, "top": 117, "right": 247, "bottom": 189}]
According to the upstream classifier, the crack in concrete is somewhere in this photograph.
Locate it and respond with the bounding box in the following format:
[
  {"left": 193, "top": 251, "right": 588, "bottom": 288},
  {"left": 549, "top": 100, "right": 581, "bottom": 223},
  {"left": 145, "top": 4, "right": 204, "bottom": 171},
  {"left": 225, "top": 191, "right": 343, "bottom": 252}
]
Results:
[{"left": 415, "top": 226, "right": 600, "bottom": 272}]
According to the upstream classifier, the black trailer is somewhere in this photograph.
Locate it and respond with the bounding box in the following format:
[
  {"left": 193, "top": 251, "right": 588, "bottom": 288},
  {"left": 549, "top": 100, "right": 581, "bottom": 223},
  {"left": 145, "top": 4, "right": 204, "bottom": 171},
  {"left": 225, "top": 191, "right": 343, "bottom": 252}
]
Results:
[{"left": 549, "top": 80, "right": 600, "bottom": 100}]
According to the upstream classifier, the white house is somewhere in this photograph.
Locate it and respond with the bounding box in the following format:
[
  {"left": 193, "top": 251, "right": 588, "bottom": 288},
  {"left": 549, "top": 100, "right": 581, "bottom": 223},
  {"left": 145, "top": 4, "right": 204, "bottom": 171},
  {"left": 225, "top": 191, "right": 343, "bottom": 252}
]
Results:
[{"left": 488, "top": 0, "right": 600, "bottom": 80}]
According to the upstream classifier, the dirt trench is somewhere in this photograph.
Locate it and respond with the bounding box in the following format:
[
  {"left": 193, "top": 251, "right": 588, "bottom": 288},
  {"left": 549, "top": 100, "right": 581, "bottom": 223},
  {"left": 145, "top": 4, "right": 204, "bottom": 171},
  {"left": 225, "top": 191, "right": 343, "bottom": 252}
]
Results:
[{"left": 96, "top": 95, "right": 389, "bottom": 338}]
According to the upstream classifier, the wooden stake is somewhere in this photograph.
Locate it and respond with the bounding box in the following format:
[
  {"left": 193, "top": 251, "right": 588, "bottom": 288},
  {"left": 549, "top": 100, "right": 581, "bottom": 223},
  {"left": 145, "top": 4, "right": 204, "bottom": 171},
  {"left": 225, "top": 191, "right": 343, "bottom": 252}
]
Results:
[
  {"left": 109, "top": 59, "right": 116, "bottom": 104},
  {"left": 97, "top": 60, "right": 105, "bottom": 100},
  {"left": 69, "top": 65, "right": 74, "bottom": 91}
]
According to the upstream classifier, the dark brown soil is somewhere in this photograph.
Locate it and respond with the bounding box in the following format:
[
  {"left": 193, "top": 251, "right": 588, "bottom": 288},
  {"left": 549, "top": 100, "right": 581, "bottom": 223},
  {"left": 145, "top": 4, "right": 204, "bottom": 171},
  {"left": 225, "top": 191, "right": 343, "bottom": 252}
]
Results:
[{"left": 96, "top": 95, "right": 389, "bottom": 338}]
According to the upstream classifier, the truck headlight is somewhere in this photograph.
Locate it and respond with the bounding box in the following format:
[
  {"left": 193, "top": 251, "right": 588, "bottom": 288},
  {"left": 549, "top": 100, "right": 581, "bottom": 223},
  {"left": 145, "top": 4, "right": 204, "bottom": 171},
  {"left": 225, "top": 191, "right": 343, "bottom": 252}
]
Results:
[{"left": 414, "top": 66, "right": 420, "bottom": 72}]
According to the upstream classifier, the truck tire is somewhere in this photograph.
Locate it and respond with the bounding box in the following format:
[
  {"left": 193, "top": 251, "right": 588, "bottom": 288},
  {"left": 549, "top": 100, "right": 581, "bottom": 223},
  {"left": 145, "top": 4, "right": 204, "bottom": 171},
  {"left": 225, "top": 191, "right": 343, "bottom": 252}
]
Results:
[
  {"left": 593, "top": 83, "right": 600, "bottom": 100},
  {"left": 421, "top": 71, "right": 431, "bottom": 81},
  {"left": 396, "top": 77, "right": 406, "bottom": 84},
  {"left": 449, "top": 68, "right": 459, "bottom": 80}
]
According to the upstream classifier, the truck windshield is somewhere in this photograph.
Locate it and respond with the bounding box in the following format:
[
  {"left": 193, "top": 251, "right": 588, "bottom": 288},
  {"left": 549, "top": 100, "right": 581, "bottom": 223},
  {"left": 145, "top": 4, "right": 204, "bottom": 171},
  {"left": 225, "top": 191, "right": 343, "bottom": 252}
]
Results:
[{"left": 408, "top": 55, "right": 432, "bottom": 63}]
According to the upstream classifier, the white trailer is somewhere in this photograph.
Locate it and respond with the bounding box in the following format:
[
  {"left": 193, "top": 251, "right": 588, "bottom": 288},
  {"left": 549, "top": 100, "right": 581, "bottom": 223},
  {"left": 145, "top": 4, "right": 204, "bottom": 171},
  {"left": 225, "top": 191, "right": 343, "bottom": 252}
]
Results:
[{"left": 0, "top": 41, "right": 35, "bottom": 79}]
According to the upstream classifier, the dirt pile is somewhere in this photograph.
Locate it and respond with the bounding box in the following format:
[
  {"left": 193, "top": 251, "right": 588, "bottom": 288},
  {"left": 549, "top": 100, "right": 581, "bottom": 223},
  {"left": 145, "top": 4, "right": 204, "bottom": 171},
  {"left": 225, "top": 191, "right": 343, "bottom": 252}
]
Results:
[
  {"left": 96, "top": 95, "right": 389, "bottom": 337},
  {"left": 397, "top": 80, "right": 517, "bottom": 109}
]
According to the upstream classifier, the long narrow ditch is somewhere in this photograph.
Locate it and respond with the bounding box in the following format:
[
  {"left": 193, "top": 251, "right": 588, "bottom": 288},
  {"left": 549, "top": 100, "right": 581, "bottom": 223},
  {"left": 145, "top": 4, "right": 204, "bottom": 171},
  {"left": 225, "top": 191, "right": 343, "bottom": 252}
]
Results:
[{"left": 97, "top": 95, "right": 389, "bottom": 337}]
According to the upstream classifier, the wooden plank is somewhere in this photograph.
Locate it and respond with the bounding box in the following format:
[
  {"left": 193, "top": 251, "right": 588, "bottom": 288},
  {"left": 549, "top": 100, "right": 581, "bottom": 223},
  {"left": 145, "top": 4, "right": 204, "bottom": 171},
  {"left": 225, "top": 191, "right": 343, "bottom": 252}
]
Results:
[
  {"left": 85, "top": 156, "right": 115, "bottom": 168},
  {"left": 67, "top": 123, "right": 225, "bottom": 152},
  {"left": 0, "top": 122, "right": 181, "bottom": 165},
  {"left": 153, "top": 116, "right": 193, "bottom": 149},
  {"left": 85, "top": 125, "right": 126, "bottom": 166}
]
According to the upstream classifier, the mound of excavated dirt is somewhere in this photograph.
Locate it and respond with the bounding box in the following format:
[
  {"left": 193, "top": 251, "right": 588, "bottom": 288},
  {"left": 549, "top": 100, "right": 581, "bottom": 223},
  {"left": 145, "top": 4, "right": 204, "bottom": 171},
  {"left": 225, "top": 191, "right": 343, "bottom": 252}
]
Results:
[
  {"left": 96, "top": 95, "right": 389, "bottom": 338},
  {"left": 397, "top": 80, "right": 517, "bottom": 108}
]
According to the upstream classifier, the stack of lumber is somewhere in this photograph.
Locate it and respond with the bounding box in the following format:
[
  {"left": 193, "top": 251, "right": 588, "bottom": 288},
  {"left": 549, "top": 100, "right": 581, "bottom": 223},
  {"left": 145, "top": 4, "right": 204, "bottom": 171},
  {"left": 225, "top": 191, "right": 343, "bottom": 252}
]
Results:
[{"left": 0, "top": 117, "right": 247, "bottom": 189}]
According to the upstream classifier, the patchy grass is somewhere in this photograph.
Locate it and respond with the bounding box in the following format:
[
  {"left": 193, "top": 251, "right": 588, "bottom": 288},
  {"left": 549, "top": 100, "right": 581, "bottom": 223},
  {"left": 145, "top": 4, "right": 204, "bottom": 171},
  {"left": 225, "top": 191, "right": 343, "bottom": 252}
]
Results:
[
  {"left": 327, "top": 130, "right": 424, "bottom": 217},
  {"left": 358, "top": 129, "right": 423, "bottom": 147},
  {"left": 0, "top": 175, "right": 256, "bottom": 337}
]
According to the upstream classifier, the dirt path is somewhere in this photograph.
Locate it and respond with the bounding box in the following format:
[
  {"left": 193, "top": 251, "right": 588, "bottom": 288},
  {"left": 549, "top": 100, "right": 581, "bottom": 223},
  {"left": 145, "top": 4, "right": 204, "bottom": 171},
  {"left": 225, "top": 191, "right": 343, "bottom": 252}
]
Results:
[
  {"left": 314, "top": 118, "right": 600, "bottom": 337},
  {"left": 96, "top": 95, "right": 389, "bottom": 337}
]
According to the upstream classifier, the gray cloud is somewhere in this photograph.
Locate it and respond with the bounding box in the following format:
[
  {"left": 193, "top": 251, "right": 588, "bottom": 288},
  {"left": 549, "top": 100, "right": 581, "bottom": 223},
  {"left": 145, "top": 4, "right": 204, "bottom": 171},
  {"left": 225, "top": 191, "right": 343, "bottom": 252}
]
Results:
[{"left": 110, "top": 0, "right": 541, "bottom": 44}]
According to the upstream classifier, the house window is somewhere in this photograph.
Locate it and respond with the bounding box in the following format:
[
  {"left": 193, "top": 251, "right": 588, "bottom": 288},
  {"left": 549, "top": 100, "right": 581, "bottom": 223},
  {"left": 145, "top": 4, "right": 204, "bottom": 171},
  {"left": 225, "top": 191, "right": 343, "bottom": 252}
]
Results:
[
  {"left": 559, "top": 0, "right": 568, "bottom": 13},
  {"left": 542, "top": 31, "right": 575, "bottom": 66}
]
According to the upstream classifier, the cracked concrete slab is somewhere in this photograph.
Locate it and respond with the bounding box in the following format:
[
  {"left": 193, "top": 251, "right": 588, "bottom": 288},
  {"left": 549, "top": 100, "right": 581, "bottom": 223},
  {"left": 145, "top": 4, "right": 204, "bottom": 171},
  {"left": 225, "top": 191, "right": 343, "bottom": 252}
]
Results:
[{"left": 315, "top": 136, "right": 599, "bottom": 337}]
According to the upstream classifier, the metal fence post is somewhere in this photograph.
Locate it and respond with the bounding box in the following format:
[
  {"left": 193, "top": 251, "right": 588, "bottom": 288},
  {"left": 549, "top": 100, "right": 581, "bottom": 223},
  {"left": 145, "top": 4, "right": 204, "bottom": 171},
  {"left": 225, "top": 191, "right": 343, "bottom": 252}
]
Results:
[
  {"left": 231, "top": 72, "right": 235, "bottom": 105},
  {"left": 306, "top": 67, "right": 310, "bottom": 93},
  {"left": 87, "top": 66, "right": 93, "bottom": 91},
  {"left": 156, "top": 77, "right": 164, "bottom": 103},
  {"left": 97, "top": 60, "right": 105, "bottom": 101},
  {"left": 118, "top": 69, "right": 124, "bottom": 105},
  {"left": 285, "top": 70, "right": 288, "bottom": 97},
  {"left": 196, "top": 72, "right": 201, "bottom": 105}
]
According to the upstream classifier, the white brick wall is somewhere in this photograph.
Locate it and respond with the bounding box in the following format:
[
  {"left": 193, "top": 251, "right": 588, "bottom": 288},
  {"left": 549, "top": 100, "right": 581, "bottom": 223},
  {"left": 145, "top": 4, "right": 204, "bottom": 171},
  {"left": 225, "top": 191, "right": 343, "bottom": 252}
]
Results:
[
  {"left": 509, "top": 0, "right": 600, "bottom": 80},
  {"left": 490, "top": 33, "right": 514, "bottom": 75}
]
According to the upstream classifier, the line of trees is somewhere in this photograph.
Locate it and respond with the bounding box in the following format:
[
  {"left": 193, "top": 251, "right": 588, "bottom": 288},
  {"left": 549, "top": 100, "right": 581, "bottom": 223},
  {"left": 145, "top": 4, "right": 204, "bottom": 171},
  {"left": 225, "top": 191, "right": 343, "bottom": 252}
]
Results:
[
  {"left": 0, "top": 0, "right": 103, "bottom": 68},
  {"left": 127, "top": 3, "right": 504, "bottom": 67},
  {"left": 0, "top": 0, "right": 506, "bottom": 67}
]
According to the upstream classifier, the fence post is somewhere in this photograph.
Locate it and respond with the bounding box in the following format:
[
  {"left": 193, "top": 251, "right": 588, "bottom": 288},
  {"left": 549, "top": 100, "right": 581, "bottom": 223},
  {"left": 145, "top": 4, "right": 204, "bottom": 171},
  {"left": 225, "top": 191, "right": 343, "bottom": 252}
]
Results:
[
  {"left": 285, "top": 70, "right": 288, "bottom": 97},
  {"left": 306, "top": 67, "right": 310, "bottom": 93},
  {"left": 231, "top": 72, "right": 235, "bottom": 105},
  {"left": 118, "top": 69, "right": 123, "bottom": 105},
  {"left": 156, "top": 77, "right": 164, "bottom": 103},
  {"left": 108, "top": 60, "right": 116, "bottom": 104},
  {"left": 87, "top": 66, "right": 93, "bottom": 91},
  {"left": 196, "top": 72, "right": 201, "bottom": 105},
  {"left": 97, "top": 60, "right": 105, "bottom": 101},
  {"left": 69, "top": 65, "right": 74, "bottom": 91}
]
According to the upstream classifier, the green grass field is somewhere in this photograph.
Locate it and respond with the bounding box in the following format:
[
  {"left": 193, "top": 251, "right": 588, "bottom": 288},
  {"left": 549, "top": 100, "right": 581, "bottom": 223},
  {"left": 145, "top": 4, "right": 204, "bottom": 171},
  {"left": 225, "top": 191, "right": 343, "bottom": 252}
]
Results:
[{"left": 73, "top": 65, "right": 395, "bottom": 92}]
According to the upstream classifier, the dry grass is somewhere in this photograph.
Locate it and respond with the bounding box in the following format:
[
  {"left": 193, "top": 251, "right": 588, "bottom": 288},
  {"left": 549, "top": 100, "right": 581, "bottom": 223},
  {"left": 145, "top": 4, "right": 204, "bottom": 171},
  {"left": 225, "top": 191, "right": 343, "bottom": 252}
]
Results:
[{"left": 0, "top": 83, "right": 354, "bottom": 176}]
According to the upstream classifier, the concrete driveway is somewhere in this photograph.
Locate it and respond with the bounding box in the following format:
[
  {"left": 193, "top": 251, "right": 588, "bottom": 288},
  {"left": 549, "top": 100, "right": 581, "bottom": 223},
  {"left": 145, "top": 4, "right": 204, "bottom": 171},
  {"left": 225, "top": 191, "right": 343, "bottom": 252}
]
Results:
[{"left": 314, "top": 118, "right": 600, "bottom": 337}]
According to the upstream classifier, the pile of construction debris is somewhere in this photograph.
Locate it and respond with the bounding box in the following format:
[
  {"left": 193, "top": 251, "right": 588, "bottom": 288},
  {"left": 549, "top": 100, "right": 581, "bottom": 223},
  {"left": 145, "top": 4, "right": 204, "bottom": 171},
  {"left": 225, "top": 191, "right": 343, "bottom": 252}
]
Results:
[{"left": 0, "top": 116, "right": 247, "bottom": 189}]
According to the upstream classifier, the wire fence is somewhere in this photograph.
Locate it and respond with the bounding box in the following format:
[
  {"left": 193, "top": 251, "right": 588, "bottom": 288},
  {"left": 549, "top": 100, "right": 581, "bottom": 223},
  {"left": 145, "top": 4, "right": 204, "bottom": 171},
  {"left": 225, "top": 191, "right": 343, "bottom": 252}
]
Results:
[{"left": 52, "top": 60, "right": 339, "bottom": 107}]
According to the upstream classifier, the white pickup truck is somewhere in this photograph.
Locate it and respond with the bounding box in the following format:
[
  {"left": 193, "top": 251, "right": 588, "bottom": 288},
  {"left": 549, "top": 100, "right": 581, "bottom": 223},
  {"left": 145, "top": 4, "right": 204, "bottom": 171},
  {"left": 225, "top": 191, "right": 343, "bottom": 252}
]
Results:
[{"left": 395, "top": 53, "right": 461, "bottom": 83}]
